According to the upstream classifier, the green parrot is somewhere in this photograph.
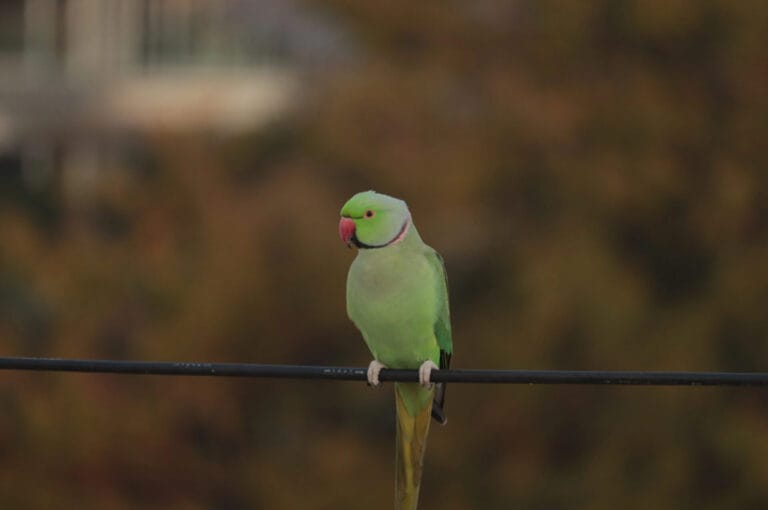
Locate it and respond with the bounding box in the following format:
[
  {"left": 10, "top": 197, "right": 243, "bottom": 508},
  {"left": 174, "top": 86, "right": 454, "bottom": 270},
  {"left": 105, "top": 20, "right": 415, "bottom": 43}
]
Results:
[{"left": 339, "top": 190, "right": 452, "bottom": 510}]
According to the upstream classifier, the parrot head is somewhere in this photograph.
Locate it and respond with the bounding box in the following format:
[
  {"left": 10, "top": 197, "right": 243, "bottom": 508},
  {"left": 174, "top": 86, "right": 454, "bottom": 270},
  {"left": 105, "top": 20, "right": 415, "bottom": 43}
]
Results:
[{"left": 339, "top": 191, "right": 411, "bottom": 249}]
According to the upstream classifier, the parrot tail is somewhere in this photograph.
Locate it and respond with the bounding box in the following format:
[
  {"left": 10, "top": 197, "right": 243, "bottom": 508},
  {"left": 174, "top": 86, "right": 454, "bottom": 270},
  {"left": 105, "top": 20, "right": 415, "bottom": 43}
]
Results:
[{"left": 395, "top": 383, "right": 433, "bottom": 510}]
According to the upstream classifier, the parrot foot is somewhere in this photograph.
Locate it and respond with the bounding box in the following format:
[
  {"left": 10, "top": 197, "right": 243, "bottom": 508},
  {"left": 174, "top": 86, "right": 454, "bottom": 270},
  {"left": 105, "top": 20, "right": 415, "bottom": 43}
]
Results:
[
  {"left": 418, "top": 360, "right": 439, "bottom": 388},
  {"left": 367, "top": 360, "right": 387, "bottom": 387}
]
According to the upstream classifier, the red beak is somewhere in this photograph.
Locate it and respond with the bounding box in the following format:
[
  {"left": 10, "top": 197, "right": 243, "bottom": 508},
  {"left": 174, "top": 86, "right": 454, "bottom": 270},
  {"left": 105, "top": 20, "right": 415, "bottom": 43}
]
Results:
[{"left": 339, "top": 217, "right": 356, "bottom": 247}]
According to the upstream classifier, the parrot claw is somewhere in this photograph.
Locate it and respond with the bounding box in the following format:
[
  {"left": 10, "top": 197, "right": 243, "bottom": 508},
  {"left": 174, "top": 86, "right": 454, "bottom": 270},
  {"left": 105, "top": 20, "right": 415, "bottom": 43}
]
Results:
[
  {"left": 367, "top": 360, "right": 387, "bottom": 387},
  {"left": 418, "top": 360, "right": 439, "bottom": 388}
]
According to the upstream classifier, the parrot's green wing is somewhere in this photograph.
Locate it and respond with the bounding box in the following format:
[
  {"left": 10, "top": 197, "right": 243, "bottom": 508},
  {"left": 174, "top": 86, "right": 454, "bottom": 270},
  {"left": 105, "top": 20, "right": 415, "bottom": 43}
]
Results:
[
  {"left": 426, "top": 249, "right": 452, "bottom": 424},
  {"left": 428, "top": 250, "right": 452, "bottom": 361}
]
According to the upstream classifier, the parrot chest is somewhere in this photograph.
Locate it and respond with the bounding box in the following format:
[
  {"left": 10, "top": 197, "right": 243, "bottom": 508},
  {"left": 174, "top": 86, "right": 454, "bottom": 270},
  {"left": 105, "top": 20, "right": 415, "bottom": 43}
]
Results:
[{"left": 346, "top": 248, "right": 438, "bottom": 368}]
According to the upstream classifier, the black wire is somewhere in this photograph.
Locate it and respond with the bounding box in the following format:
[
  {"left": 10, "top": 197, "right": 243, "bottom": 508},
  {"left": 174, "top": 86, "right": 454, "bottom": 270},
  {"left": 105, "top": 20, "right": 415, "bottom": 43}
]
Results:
[{"left": 1, "top": 356, "right": 767, "bottom": 386}]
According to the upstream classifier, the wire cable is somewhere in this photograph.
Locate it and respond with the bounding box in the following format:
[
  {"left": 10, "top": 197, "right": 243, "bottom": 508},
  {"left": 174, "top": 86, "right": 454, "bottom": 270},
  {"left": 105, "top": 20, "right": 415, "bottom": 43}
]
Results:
[{"left": 1, "top": 356, "right": 767, "bottom": 386}]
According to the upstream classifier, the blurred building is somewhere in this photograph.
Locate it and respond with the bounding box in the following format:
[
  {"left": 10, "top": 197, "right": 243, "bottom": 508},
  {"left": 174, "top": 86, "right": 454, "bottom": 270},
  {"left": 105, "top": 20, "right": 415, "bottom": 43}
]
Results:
[{"left": 0, "top": 0, "right": 308, "bottom": 195}]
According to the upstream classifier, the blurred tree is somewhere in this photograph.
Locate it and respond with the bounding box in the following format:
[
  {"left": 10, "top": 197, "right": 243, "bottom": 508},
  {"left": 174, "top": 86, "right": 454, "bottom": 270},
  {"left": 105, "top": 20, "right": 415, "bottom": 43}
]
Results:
[{"left": 0, "top": 0, "right": 767, "bottom": 508}]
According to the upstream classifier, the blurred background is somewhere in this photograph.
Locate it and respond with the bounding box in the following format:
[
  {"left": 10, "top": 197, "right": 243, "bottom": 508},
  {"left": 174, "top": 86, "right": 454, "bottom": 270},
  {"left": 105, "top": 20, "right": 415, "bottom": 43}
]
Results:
[{"left": 0, "top": 0, "right": 767, "bottom": 508}]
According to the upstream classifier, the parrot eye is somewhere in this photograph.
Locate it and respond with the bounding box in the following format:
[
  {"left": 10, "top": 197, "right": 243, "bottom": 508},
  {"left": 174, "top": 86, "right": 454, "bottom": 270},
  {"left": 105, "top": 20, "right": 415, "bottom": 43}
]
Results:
[{"left": 364, "top": 210, "right": 375, "bottom": 218}]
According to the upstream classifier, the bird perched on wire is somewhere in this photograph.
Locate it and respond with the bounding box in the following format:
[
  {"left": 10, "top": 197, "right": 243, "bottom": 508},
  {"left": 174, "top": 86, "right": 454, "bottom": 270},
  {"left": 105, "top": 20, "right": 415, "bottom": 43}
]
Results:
[{"left": 339, "top": 190, "right": 452, "bottom": 510}]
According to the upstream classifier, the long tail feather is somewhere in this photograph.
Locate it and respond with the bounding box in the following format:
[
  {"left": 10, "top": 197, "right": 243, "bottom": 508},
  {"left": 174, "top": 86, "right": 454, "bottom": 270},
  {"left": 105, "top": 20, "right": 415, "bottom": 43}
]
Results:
[{"left": 395, "top": 383, "right": 433, "bottom": 510}]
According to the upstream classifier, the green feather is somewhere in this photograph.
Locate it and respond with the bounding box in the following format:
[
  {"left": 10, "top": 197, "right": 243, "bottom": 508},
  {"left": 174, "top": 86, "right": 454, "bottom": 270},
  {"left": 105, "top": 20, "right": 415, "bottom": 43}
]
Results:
[
  {"left": 342, "top": 191, "right": 453, "bottom": 509},
  {"left": 426, "top": 250, "right": 452, "bottom": 359}
]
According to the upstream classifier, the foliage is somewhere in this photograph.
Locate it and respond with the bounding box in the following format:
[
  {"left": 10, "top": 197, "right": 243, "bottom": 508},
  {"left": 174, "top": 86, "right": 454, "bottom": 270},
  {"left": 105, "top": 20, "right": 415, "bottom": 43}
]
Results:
[{"left": 1, "top": 1, "right": 767, "bottom": 508}]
